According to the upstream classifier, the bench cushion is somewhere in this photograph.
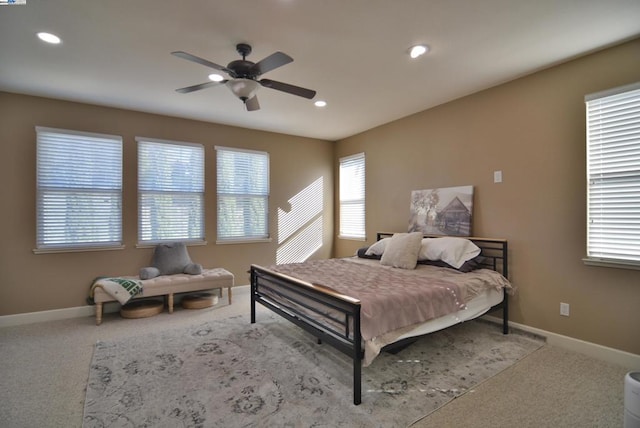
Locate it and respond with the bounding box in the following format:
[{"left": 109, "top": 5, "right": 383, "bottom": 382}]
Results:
[{"left": 93, "top": 268, "right": 234, "bottom": 304}]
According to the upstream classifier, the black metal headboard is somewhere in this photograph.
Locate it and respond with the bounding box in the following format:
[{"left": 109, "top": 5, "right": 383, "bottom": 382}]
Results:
[{"left": 375, "top": 232, "right": 508, "bottom": 279}]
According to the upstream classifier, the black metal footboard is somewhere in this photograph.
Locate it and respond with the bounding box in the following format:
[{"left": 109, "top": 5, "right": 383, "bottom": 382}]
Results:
[{"left": 250, "top": 265, "right": 364, "bottom": 405}]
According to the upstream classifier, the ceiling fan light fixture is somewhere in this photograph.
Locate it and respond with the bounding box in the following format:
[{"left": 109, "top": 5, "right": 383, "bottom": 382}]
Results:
[
  {"left": 226, "top": 78, "right": 259, "bottom": 101},
  {"left": 173, "top": 44, "right": 316, "bottom": 111},
  {"left": 37, "top": 32, "right": 61, "bottom": 44},
  {"left": 409, "top": 44, "right": 429, "bottom": 59},
  {"left": 314, "top": 100, "right": 327, "bottom": 107}
]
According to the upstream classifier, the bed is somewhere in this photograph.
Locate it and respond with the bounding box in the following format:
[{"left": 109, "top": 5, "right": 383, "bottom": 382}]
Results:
[{"left": 250, "top": 232, "right": 511, "bottom": 405}]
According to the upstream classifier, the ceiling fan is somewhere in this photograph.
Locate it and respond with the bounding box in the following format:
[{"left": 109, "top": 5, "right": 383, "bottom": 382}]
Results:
[{"left": 172, "top": 43, "right": 316, "bottom": 111}]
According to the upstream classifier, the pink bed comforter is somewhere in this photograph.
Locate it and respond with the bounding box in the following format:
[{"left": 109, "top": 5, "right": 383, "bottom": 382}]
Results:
[{"left": 271, "top": 257, "right": 511, "bottom": 343}]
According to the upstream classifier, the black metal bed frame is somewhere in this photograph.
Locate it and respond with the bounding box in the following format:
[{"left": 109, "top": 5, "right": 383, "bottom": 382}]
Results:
[{"left": 250, "top": 233, "right": 509, "bottom": 405}]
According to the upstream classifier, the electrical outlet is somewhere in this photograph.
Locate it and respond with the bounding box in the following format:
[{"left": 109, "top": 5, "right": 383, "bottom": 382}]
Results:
[
  {"left": 560, "top": 302, "right": 570, "bottom": 317},
  {"left": 494, "top": 170, "right": 503, "bottom": 183}
]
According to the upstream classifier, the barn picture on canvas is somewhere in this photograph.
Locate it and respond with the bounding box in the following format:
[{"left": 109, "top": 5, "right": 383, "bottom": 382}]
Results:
[{"left": 409, "top": 185, "right": 473, "bottom": 236}]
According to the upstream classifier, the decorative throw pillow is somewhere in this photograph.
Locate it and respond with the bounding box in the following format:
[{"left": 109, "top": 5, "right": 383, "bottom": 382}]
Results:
[
  {"left": 139, "top": 267, "right": 160, "bottom": 280},
  {"left": 183, "top": 263, "right": 203, "bottom": 275},
  {"left": 139, "top": 242, "right": 203, "bottom": 279},
  {"left": 364, "top": 237, "right": 391, "bottom": 257},
  {"left": 356, "top": 247, "right": 382, "bottom": 259},
  {"left": 380, "top": 232, "right": 423, "bottom": 269},
  {"left": 418, "top": 237, "right": 481, "bottom": 269}
]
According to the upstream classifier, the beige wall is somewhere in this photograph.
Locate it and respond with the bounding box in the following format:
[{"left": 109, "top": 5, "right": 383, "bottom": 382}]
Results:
[
  {"left": 334, "top": 38, "right": 640, "bottom": 355},
  {"left": 0, "top": 93, "right": 334, "bottom": 315},
  {"left": 1, "top": 39, "right": 638, "bottom": 356}
]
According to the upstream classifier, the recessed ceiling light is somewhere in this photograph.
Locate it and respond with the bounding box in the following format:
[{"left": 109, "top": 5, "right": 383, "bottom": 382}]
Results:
[
  {"left": 208, "top": 73, "right": 224, "bottom": 82},
  {"left": 409, "top": 44, "right": 429, "bottom": 59},
  {"left": 37, "top": 32, "right": 61, "bottom": 44},
  {"left": 314, "top": 100, "right": 327, "bottom": 107}
]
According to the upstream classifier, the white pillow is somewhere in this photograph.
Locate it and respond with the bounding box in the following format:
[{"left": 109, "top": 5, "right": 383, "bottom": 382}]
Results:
[
  {"left": 418, "top": 237, "right": 481, "bottom": 269},
  {"left": 364, "top": 237, "right": 391, "bottom": 256},
  {"left": 380, "top": 232, "right": 423, "bottom": 269}
]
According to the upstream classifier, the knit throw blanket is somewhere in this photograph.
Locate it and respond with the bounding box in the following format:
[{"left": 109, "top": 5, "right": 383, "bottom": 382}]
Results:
[{"left": 89, "top": 277, "right": 143, "bottom": 305}]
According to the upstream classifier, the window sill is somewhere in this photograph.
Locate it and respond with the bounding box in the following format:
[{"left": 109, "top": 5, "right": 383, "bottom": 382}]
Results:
[
  {"left": 136, "top": 240, "right": 207, "bottom": 249},
  {"left": 582, "top": 257, "right": 640, "bottom": 271},
  {"left": 33, "top": 245, "right": 125, "bottom": 255},
  {"left": 338, "top": 235, "right": 366, "bottom": 242},
  {"left": 216, "top": 238, "right": 272, "bottom": 245}
]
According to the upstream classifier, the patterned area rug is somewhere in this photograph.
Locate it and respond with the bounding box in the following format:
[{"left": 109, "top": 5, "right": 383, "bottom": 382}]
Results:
[{"left": 83, "top": 315, "right": 544, "bottom": 427}]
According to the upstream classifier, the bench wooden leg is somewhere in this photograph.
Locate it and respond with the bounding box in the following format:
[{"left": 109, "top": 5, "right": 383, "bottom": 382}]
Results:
[
  {"left": 228, "top": 287, "right": 232, "bottom": 305},
  {"left": 168, "top": 293, "right": 174, "bottom": 313},
  {"left": 96, "top": 303, "right": 103, "bottom": 326}
]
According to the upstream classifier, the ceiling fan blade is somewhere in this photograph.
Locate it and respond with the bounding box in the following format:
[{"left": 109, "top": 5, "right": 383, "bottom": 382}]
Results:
[
  {"left": 259, "top": 79, "right": 316, "bottom": 99},
  {"left": 245, "top": 95, "right": 260, "bottom": 111},
  {"left": 175, "top": 80, "right": 227, "bottom": 94},
  {"left": 250, "top": 52, "right": 293, "bottom": 75},
  {"left": 171, "top": 51, "right": 231, "bottom": 73}
]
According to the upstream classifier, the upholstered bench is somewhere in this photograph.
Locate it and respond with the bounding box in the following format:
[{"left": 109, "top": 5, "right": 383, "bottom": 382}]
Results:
[{"left": 92, "top": 268, "right": 234, "bottom": 325}]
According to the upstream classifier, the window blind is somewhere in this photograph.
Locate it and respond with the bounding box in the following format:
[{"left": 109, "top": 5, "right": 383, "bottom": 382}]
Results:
[
  {"left": 138, "top": 138, "right": 204, "bottom": 243},
  {"left": 216, "top": 146, "right": 269, "bottom": 241},
  {"left": 36, "top": 127, "right": 122, "bottom": 249},
  {"left": 339, "top": 152, "right": 365, "bottom": 239},
  {"left": 585, "top": 82, "right": 640, "bottom": 265}
]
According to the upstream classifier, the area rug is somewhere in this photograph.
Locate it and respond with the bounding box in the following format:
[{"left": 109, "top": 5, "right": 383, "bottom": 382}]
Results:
[{"left": 83, "top": 315, "right": 544, "bottom": 427}]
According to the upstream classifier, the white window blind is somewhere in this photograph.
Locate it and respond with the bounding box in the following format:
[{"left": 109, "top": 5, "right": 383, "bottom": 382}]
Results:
[
  {"left": 138, "top": 138, "right": 204, "bottom": 243},
  {"left": 216, "top": 146, "right": 269, "bottom": 242},
  {"left": 339, "top": 152, "right": 365, "bottom": 239},
  {"left": 36, "top": 127, "right": 122, "bottom": 250},
  {"left": 585, "top": 82, "right": 640, "bottom": 266}
]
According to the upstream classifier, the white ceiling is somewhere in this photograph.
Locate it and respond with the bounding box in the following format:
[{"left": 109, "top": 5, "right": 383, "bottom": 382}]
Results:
[{"left": 1, "top": 1, "right": 639, "bottom": 141}]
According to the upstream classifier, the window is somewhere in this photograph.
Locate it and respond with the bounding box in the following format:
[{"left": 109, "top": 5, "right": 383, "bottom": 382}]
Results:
[
  {"left": 138, "top": 138, "right": 204, "bottom": 244},
  {"left": 216, "top": 146, "right": 269, "bottom": 242},
  {"left": 339, "top": 152, "right": 365, "bottom": 240},
  {"left": 36, "top": 127, "right": 122, "bottom": 251},
  {"left": 585, "top": 82, "right": 640, "bottom": 268}
]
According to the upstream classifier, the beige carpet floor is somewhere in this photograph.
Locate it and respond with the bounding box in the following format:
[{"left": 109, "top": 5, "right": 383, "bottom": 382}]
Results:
[{"left": 0, "top": 285, "right": 630, "bottom": 427}]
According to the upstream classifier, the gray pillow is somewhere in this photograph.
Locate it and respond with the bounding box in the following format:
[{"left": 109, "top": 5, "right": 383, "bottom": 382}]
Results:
[
  {"left": 183, "top": 262, "right": 203, "bottom": 275},
  {"left": 139, "top": 243, "right": 201, "bottom": 279},
  {"left": 139, "top": 266, "right": 160, "bottom": 280},
  {"left": 152, "top": 242, "right": 192, "bottom": 275}
]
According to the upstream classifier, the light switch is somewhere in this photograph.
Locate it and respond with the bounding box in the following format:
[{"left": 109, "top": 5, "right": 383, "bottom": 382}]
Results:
[{"left": 494, "top": 170, "right": 503, "bottom": 183}]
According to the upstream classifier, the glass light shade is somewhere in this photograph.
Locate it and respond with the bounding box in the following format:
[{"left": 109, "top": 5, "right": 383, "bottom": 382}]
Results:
[{"left": 226, "top": 79, "right": 259, "bottom": 100}]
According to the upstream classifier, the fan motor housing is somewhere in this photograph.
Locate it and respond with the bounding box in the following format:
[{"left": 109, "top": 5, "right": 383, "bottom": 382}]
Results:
[{"left": 226, "top": 60, "right": 256, "bottom": 79}]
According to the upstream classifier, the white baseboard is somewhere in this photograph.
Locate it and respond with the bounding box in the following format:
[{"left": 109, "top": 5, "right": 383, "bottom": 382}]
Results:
[
  {"left": 2, "top": 306, "right": 638, "bottom": 370},
  {"left": 484, "top": 315, "right": 640, "bottom": 371},
  {"left": 0, "top": 303, "right": 120, "bottom": 328},
  {"left": 0, "top": 287, "right": 251, "bottom": 328}
]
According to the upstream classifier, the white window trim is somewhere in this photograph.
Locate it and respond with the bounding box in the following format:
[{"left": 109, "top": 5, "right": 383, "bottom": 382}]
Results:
[
  {"left": 34, "top": 126, "right": 123, "bottom": 252},
  {"left": 338, "top": 152, "right": 366, "bottom": 241},
  {"left": 136, "top": 136, "right": 205, "bottom": 245},
  {"left": 584, "top": 81, "right": 640, "bottom": 270},
  {"left": 215, "top": 145, "right": 270, "bottom": 244}
]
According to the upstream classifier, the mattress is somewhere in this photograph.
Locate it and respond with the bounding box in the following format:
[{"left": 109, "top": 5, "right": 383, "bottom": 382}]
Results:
[{"left": 395, "top": 286, "right": 503, "bottom": 341}]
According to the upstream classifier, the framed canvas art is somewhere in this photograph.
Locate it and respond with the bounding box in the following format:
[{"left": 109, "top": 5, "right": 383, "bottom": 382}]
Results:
[{"left": 409, "top": 185, "right": 473, "bottom": 236}]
